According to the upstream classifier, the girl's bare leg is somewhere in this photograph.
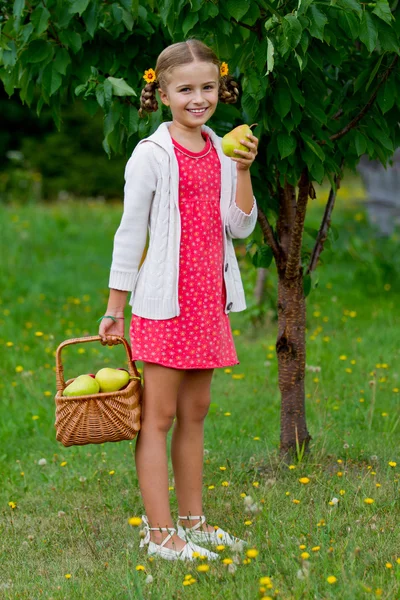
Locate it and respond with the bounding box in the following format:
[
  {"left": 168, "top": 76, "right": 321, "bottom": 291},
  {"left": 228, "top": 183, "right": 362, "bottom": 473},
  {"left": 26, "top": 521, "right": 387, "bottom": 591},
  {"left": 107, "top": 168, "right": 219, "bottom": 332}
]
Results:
[
  {"left": 135, "top": 362, "right": 187, "bottom": 550},
  {"left": 171, "top": 368, "right": 216, "bottom": 533}
]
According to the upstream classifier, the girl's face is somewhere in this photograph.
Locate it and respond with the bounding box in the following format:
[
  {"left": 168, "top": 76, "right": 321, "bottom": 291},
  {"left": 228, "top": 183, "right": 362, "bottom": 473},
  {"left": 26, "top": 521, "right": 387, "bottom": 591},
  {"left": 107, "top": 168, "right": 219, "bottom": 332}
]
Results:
[{"left": 158, "top": 62, "right": 219, "bottom": 131}]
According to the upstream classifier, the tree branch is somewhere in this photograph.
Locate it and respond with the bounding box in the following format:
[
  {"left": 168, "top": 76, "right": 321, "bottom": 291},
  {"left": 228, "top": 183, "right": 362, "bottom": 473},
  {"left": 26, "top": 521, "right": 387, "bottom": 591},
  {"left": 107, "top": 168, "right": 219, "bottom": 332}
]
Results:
[
  {"left": 323, "top": 54, "right": 399, "bottom": 145},
  {"left": 276, "top": 174, "right": 295, "bottom": 260},
  {"left": 285, "top": 169, "right": 309, "bottom": 280},
  {"left": 257, "top": 207, "right": 283, "bottom": 267},
  {"left": 306, "top": 160, "right": 344, "bottom": 276}
]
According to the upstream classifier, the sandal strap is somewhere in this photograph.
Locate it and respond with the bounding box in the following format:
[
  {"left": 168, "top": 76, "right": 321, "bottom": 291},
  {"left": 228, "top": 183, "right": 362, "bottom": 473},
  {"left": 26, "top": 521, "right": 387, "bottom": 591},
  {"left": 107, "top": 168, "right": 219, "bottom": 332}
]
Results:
[
  {"left": 178, "top": 515, "right": 206, "bottom": 532},
  {"left": 140, "top": 515, "right": 176, "bottom": 547}
]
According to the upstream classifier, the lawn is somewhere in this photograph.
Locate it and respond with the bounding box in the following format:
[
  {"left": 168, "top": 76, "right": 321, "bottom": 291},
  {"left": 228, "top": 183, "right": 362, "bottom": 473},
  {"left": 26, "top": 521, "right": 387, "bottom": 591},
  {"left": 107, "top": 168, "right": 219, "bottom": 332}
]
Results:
[{"left": 0, "top": 176, "right": 399, "bottom": 599}]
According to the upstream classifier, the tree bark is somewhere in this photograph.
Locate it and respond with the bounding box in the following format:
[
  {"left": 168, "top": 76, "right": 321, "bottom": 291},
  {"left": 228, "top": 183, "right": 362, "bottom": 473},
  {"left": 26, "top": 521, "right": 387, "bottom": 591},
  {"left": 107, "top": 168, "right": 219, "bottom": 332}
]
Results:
[{"left": 277, "top": 267, "right": 312, "bottom": 456}]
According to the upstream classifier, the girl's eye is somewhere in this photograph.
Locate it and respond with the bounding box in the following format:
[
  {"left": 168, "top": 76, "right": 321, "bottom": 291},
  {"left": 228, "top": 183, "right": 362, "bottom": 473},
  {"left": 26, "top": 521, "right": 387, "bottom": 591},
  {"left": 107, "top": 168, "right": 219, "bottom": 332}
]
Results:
[{"left": 179, "top": 86, "right": 214, "bottom": 92}]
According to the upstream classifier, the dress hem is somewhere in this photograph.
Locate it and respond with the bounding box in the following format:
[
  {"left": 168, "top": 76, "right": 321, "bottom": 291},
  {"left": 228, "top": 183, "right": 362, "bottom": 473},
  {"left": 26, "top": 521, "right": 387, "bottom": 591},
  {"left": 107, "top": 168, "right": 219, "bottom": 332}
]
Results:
[{"left": 131, "top": 358, "right": 240, "bottom": 370}]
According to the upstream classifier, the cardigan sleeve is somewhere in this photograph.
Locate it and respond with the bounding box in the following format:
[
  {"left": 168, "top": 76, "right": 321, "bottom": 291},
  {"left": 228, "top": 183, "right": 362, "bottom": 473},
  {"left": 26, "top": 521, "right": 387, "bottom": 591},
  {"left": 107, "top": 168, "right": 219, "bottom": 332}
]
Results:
[
  {"left": 225, "top": 160, "right": 258, "bottom": 239},
  {"left": 109, "top": 143, "right": 158, "bottom": 291}
]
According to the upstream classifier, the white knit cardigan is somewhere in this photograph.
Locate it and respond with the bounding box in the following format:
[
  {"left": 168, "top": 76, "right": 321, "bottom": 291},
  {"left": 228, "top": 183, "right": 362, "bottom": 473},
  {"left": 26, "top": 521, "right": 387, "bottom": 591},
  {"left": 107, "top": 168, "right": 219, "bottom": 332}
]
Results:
[{"left": 109, "top": 121, "right": 258, "bottom": 319}]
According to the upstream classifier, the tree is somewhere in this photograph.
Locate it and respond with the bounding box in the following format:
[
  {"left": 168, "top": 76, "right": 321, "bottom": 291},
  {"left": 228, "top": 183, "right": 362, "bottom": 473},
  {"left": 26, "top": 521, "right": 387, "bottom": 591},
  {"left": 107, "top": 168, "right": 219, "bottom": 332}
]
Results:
[{"left": 2, "top": 0, "right": 399, "bottom": 457}]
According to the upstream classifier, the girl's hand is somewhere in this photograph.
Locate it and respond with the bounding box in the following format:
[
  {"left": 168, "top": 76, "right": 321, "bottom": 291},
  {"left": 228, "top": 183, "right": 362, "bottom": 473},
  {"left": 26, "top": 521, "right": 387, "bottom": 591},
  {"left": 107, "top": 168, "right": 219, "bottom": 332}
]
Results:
[
  {"left": 231, "top": 133, "right": 259, "bottom": 171},
  {"left": 98, "top": 316, "right": 125, "bottom": 346}
]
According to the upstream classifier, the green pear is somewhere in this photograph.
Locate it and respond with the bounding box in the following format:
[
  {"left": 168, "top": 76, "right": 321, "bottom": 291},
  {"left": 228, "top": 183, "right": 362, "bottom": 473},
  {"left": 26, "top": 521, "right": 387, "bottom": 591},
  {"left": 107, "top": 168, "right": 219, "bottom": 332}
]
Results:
[
  {"left": 63, "top": 374, "right": 100, "bottom": 397},
  {"left": 95, "top": 367, "right": 130, "bottom": 393},
  {"left": 221, "top": 124, "right": 252, "bottom": 157}
]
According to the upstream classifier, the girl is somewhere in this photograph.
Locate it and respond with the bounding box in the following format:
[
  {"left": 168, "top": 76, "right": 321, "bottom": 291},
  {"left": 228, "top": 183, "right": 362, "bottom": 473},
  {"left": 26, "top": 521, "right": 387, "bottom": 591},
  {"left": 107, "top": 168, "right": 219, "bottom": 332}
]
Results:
[{"left": 99, "top": 39, "right": 259, "bottom": 561}]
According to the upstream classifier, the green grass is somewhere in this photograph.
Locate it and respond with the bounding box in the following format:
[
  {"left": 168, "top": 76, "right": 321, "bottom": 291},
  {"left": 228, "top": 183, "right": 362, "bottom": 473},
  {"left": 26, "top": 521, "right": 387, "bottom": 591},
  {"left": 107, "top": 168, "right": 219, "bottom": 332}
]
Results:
[{"left": 0, "top": 177, "right": 399, "bottom": 599}]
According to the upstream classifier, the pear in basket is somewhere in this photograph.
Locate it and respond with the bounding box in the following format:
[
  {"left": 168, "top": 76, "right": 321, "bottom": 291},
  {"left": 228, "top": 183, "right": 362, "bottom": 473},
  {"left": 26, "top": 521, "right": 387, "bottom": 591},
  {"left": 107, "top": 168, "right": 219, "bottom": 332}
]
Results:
[
  {"left": 63, "top": 374, "right": 100, "bottom": 397},
  {"left": 95, "top": 367, "right": 130, "bottom": 392}
]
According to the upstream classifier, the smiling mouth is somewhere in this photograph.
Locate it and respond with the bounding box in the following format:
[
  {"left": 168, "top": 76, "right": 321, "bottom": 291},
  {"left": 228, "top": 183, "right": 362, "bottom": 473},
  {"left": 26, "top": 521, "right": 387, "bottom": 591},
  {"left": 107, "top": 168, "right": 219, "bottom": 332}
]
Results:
[{"left": 186, "top": 108, "right": 208, "bottom": 114}]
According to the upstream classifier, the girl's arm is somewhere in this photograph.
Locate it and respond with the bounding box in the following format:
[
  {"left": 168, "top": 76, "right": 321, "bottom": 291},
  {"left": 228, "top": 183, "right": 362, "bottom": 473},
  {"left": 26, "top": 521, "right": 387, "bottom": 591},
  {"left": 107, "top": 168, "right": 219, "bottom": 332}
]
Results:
[
  {"left": 98, "top": 289, "right": 128, "bottom": 345},
  {"left": 235, "top": 169, "right": 255, "bottom": 215}
]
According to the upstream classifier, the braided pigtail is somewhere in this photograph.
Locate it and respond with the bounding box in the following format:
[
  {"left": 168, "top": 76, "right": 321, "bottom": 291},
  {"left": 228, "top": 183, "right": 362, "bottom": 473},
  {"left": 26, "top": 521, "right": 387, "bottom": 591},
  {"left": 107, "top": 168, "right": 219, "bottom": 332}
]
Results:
[
  {"left": 219, "top": 74, "right": 239, "bottom": 105},
  {"left": 138, "top": 81, "right": 159, "bottom": 117}
]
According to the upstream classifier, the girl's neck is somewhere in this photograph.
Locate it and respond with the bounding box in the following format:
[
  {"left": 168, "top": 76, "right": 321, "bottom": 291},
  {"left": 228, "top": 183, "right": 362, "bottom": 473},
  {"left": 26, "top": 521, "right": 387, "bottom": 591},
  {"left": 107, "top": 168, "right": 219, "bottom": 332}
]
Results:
[{"left": 168, "top": 122, "right": 206, "bottom": 150}]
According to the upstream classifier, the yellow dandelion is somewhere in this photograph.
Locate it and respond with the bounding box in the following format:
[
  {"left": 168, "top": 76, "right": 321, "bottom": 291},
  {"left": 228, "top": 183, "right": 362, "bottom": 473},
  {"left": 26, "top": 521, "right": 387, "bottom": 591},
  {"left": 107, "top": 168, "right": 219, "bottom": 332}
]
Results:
[
  {"left": 285, "top": 491, "right": 290, "bottom": 496},
  {"left": 224, "top": 368, "right": 232, "bottom": 373},
  {"left": 253, "top": 436, "right": 261, "bottom": 440},
  {"left": 242, "top": 558, "right": 251, "bottom": 564},
  {"left": 232, "top": 373, "right": 245, "bottom": 380},
  {"left": 196, "top": 564, "right": 209, "bottom": 572},
  {"left": 385, "top": 562, "right": 392, "bottom": 569},
  {"left": 109, "top": 470, "right": 115, "bottom": 475},
  {"left": 8, "top": 501, "right": 17, "bottom": 509},
  {"left": 208, "top": 485, "right": 215, "bottom": 490},
  {"left": 299, "top": 477, "right": 310, "bottom": 484},
  {"left": 216, "top": 545, "right": 225, "bottom": 551},
  {"left": 337, "top": 471, "right": 343, "bottom": 477},
  {"left": 221, "top": 481, "right": 229, "bottom": 487},
  {"left": 65, "top": 574, "right": 72, "bottom": 579},
  {"left": 233, "top": 329, "right": 240, "bottom": 335},
  {"left": 376, "top": 483, "right": 381, "bottom": 488},
  {"left": 339, "top": 355, "right": 347, "bottom": 360},
  {"left": 143, "top": 68, "right": 156, "bottom": 83},
  {"left": 260, "top": 576, "right": 272, "bottom": 585},
  {"left": 32, "top": 415, "right": 39, "bottom": 420},
  {"left": 135, "top": 565, "right": 145, "bottom": 571},
  {"left": 244, "top": 520, "right": 252, "bottom": 525},
  {"left": 219, "top": 466, "right": 227, "bottom": 471},
  {"left": 220, "top": 62, "right": 229, "bottom": 77},
  {"left": 44, "top": 391, "right": 51, "bottom": 397},
  {"left": 128, "top": 517, "right": 142, "bottom": 527},
  {"left": 224, "top": 412, "right": 231, "bottom": 416},
  {"left": 388, "top": 461, "right": 396, "bottom": 467},
  {"left": 288, "top": 465, "right": 296, "bottom": 470},
  {"left": 299, "top": 544, "right": 306, "bottom": 549},
  {"left": 292, "top": 499, "right": 300, "bottom": 504},
  {"left": 35, "top": 331, "right": 44, "bottom": 337},
  {"left": 222, "top": 557, "right": 233, "bottom": 564},
  {"left": 339, "top": 489, "right": 346, "bottom": 495},
  {"left": 301, "top": 552, "right": 310, "bottom": 559},
  {"left": 15, "top": 365, "right": 24, "bottom": 373},
  {"left": 6, "top": 341, "right": 13, "bottom": 347},
  {"left": 327, "top": 576, "right": 337, "bottom": 584},
  {"left": 246, "top": 549, "right": 259, "bottom": 558},
  {"left": 396, "top": 558, "right": 400, "bottom": 564},
  {"left": 364, "top": 498, "right": 374, "bottom": 504},
  {"left": 312, "top": 546, "right": 320, "bottom": 552},
  {"left": 252, "top": 481, "right": 259, "bottom": 487},
  {"left": 60, "top": 461, "right": 67, "bottom": 467}
]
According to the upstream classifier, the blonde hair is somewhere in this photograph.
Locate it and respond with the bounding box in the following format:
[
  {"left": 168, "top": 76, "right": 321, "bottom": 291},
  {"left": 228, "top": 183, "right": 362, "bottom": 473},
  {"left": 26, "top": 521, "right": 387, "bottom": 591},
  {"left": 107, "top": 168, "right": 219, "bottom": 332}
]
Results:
[{"left": 139, "top": 39, "right": 239, "bottom": 117}]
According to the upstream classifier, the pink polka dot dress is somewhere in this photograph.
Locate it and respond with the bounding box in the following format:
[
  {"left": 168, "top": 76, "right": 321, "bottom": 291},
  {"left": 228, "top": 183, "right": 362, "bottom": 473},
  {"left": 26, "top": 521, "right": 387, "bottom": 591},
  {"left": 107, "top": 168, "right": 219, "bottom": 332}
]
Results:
[{"left": 129, "top": 132, "right": 239, "bottom": 370}]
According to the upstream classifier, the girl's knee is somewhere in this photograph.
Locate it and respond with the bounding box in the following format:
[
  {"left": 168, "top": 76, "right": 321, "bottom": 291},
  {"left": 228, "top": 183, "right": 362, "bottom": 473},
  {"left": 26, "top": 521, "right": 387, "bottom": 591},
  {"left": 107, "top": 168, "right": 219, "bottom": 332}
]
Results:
[{"left": 177, "top": 395, "right": 211, "bottom": 424}]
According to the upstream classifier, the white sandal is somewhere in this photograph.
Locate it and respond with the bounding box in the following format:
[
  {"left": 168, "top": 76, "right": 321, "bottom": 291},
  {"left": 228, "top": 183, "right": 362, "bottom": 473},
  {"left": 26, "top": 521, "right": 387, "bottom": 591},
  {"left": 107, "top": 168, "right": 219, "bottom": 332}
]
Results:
[
  {"left": 177, "top": 514, "right": 248, "bottom": 547},
  {"left": 139, "top": 515, "right": 220, "bottom": 561}
]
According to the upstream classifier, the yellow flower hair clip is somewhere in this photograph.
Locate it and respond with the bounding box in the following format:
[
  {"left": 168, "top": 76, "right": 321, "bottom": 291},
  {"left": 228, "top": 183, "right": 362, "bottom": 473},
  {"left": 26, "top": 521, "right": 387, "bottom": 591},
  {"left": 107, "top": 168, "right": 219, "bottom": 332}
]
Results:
[
  {"left": 143, "top": 68, "right": 156, "bottom": 84},
  {"left": 220, "top": 62, "right": 229, "bottom": 77}
]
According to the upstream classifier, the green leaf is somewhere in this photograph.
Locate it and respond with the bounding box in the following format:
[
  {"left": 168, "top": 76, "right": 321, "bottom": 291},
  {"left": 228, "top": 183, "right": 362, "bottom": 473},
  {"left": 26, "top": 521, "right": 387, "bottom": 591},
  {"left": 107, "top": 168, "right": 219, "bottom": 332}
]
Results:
[
  {"left": 266, "top": 37, "right": 274, "bottom": 74},
  {"left": 377, "top": 78, "right": 396, "bottom": 114},
  {"left": 42, "top": 63, "right": 62, "bottom": 96},
  {"left": 277, "top": 132, "right": 297, "bottom": 159},
  {"left": 53, "top": 47, "right": 71, "bottom": 75},
  {"left": 13, "top": 0, "right": 25, "bottom": 18},
  {"left": 75, "top": 84, "right": 87, "bottom": 96},
  {"left": 301, "top": 133, "right": 325, "bottom": 162},
  {"left": 82, "top": 2, "right": 99, "bottom": 37},
  {"left": 252, "top": 245, "right": 273, "bottom": 269},
  {"left": 69, "top": 0, "right": 90, "bottom": 16},
  {"left": 25, "top": 40, "right": 53, "bottom": 63},
  {"left": 121, "top": 8, "right": 134, "bottom": 30},
  {"left": 304, "top": 227, "right": 319, "bottom": 239},
  {"left": 338, "top": 11, "right": 360, "bottom": 38},
  {"left": 303, "top": 273, "right": 312, "bottom": 297},
  {"left": 226, "top": 0, "right": 249, "bottom": 22},
  {"left": 375, "top": 19, "right": 399, "bottom": 53},
  {"left": 372, "top": 0, "right": 393, "bottom": 25},
  {"left": 103, "top": 79, "right": 113, "bottom": 111},
  {"left": 59, "top": 31, "right": 82, "bottom": 54},
  {"left": 96, "top": 83, "right": 105, "bottom": 108},
  {"left": 354, "top": 131, "right": 367, "bottom": 156},
  {"left": 122, "top": 104, "right": 139, "bottom": 137},
  {"left": 308, "top": 5, "right": 328, "bottom": 41},
  {"left": 31, "top": 4, "right": 51, "bottom": 35},
  {"left": 282, "top": 15, "right": 303, "bottom": 50},
  {"left": 182, "top": 11, "right": 199, "bottom": 36},
  {"left": 365, "top": 54, "right": 385, "bottom": 91},
  {"left": 107, "top": 76, "right": 136, "bottom": 96},
  {"left": 335, "top": 0, "right": 362, "bottom": 17},
  {"left": 360, "top": 12, "right": 378, "bottom": 53},
  {"left": 274, "top": 82, "right": 291, "bottom": 119}
]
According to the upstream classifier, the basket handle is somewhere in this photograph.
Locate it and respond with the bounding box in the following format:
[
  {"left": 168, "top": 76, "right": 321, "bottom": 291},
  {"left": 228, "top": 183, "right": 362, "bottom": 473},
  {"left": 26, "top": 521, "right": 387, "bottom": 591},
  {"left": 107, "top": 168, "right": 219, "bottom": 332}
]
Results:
[{"left": 55, "top": 335, "right": 141, "bottom": 392}]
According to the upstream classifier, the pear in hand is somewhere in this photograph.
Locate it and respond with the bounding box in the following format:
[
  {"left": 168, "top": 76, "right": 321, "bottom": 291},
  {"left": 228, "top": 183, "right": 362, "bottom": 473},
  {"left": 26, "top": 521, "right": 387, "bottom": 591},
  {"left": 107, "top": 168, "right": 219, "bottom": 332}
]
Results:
[
  {"left": 63, "top": 374, "right": 100, "bottom": 397},
  {"left": 221, "top": 124, "right": 253, "bottom": 157},
  {"left": 95, "top": 367, "right": 130, "bottom": 393}
]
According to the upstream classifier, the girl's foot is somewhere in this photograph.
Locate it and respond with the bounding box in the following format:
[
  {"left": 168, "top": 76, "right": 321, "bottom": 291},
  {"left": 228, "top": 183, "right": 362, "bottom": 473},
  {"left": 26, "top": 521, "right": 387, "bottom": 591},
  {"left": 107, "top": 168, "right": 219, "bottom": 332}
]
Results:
[{"left": 177, "top": 514, "right": 247, "bottom": 547}]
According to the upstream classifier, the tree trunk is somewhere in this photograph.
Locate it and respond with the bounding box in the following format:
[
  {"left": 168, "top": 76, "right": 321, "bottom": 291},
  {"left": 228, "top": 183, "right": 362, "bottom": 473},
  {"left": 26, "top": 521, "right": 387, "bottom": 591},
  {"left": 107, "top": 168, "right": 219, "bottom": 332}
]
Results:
[{"left": 276, "top": 268, "right": 311, "bottom": 455}]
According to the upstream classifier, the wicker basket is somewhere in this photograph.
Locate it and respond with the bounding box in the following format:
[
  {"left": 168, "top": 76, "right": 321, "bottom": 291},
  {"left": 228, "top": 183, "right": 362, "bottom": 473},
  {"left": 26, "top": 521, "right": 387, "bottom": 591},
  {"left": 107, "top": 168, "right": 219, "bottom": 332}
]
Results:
[{"left": 54, "top": 335, "right": 142, "bottom": 447}]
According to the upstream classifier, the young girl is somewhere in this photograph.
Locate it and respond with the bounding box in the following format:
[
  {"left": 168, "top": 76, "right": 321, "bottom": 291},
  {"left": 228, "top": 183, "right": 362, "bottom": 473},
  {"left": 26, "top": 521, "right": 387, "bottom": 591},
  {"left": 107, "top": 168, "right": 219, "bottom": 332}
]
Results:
[{"left": 99, "top": 39, "right": 258, "bottom": 561}]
